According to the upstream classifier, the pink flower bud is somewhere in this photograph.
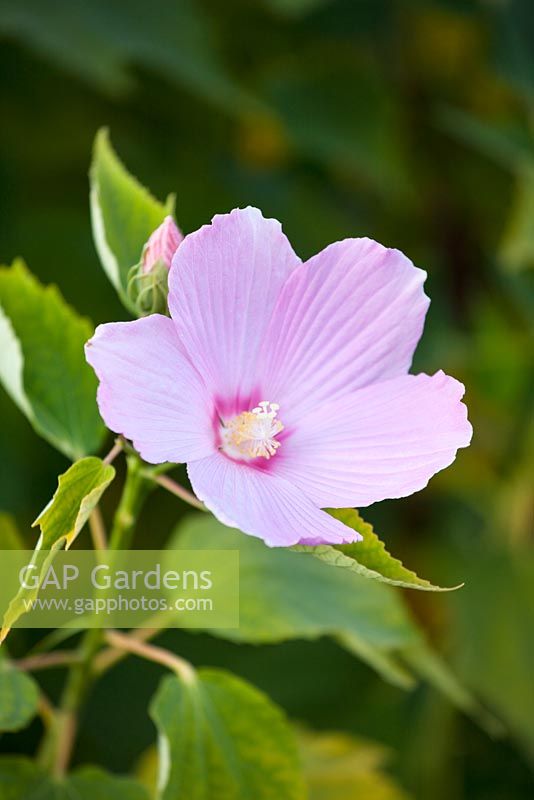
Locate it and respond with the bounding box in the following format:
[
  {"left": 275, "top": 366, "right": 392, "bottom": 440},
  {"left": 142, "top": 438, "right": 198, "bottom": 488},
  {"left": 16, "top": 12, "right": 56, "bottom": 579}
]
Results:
[{"left": 142, "top": 216, "right": 183, "bottom": 274}]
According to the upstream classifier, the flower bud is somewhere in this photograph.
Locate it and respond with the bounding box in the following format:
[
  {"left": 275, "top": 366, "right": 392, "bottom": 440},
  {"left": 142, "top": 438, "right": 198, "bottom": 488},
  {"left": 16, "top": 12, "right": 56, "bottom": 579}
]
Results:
[
  {"left": 142, "top": 215, "right": 183, "bottom": 274},
  {"left": 127, "top": 216, "right": 183, "bottom": 316}
]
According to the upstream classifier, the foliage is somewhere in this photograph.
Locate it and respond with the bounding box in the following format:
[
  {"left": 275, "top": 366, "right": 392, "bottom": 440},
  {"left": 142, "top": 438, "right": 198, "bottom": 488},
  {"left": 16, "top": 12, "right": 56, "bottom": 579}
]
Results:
[
  {"left": 150, "top": 669, "right": 306, "bottom": 799},
  {"left": 0, "top": 758, "right": 149, "bottom": 799},
  {"left": 171, "top": 515, "right": 470, "bottom": 698},
  {"left": 0, "top": 0, "right": 532, "bottom": 798},
  {"left": 0, "top": 656, "right": 39, "bottom": 733},
  {"left": 450, "top": 547, "right": 534, "bottom": 760},
  {"left": 294, "top": 509, "right": 458, "bottom": 591},
  {"left": 299, "top": 728, "right": 409, "bottom": 800},
  {"left": 90, "top": 128, "right": 174, "bottom": 311},
  {"left": 0, "top": 457, "right": 115, "bottom": 641},
  {"left": 0, "top": 261, "right": 105, "bottom": 460}
]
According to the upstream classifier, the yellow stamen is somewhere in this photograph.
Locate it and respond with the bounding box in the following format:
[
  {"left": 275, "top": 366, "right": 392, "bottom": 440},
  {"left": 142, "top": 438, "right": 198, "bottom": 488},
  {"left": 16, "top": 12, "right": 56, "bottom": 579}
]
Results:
[{"left": 222, "top": 401, "right": 284, "bottom": 460}]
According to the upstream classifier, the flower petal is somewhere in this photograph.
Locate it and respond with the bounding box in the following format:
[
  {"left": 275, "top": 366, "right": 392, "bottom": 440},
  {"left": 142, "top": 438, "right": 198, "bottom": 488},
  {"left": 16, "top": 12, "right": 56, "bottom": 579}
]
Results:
[
  {"left": 168, "top": 207, "right": 301, "bottom": 415},
  {"left": 271, "top": 372, "right": 472, "bottom": 508},
  {"left": 85, "top": 315, "right": 215, "bottom": 464},
  {"left": 261, "top": 238, "right": 429, "bottom": 423},
  {"left": 187, "top": 453, "right": 361, "bottom": 547}
]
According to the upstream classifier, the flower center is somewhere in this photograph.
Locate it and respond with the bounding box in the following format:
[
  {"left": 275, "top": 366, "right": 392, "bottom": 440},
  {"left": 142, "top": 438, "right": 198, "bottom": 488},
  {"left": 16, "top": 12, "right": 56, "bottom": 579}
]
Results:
[{"left": 221, "top": 401, "right": 284, "bottom": 460}]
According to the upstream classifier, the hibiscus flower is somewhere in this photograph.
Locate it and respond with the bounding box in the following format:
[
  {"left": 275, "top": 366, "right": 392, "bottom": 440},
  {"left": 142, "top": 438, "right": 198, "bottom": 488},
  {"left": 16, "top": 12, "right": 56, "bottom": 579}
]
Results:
[{"left": 85, "top": 207, "right": 471, "bottom": 547}]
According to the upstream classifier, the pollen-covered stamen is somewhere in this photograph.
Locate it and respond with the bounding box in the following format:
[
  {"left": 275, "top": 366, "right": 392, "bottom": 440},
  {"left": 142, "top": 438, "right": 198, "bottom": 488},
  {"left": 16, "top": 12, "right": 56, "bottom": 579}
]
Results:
[{"left": 222, "top": 401, "right": 284, "bottom": 460}]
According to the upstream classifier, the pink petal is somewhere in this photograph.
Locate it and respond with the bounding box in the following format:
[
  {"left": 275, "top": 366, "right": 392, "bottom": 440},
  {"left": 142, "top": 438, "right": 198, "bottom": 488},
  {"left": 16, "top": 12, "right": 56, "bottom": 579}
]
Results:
[
  {"left": 260, "top": 238, "right": 429, "bottom": 424},
  {"left": 271, "top": 371, "right": 472, "bottom": 508},
  {"left": 168, "top": 207, "right": 301, "bottom": 414},
  {"left": 187, "top": 453, "right": 361, "bottom": 547},
  {"left": 85, "top": 315, "right": 215, "bottom": 464}
]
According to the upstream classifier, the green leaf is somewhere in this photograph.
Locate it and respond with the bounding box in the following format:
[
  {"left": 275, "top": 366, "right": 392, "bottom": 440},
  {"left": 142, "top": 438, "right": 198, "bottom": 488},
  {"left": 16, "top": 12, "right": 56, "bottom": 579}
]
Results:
[
  {"left": 170, "top": 516, "right": 477, "bottom": 703},
  {"left": 436, "top": 106, "right": 534, "bottom": 273},
  {"left": 263, "top": 53, "right": 414, "bottom": 202},
  {"left": 0, "top": 457, "right": 115, "bottom": 643},
  {"left": 292, "top": 509, "right": 459, "bottom": 591},
  {"left": 299, "top": 728, "right": 410, "bottom": 800},
  {"left": 451, "top": 547, "right": 534, "bottom": 758},
  {"left": 32, "top": 456, "right": 115, "bottom": 550},
  {"left": 150, "top": 669, "right": 306, "bottom": 800},
  {"left": 399, "top": 640, "right": 503, "bottom": 739},
  {"left": 0, "top": 513, "right": 25, "bottom": 550},
  {"left": 500, "top": 164, "right": 534, "bottom": 272},
  {"left": 436, "top": 105, "right": 534, "bottom": 171},
  {"left": 137, "top": 730, "right": 412, "bottom": 800},
  {"left": 0, "top": 0, "right": 255, "bottom": 113},
  {"left": 0, "top": 260, "right": 105, "bottom": 459},
  {"left": 0, "top": 658, "right": 39, "bottom": 732},
  {"left": 0, "top": 758, "right": 149, "bottom": 799},
  {"left": 90, "top": 128, "right": 174, "bottom": 311},
  {"left": 263, "top": 0, "right": 330, "bottom": 16}
]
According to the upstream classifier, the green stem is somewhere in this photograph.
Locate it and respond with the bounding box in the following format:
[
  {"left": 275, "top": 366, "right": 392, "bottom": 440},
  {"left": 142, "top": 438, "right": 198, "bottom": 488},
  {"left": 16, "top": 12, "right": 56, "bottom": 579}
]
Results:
[
  {"left": 109, "top": 455, "right": 152, "bottom": 550},
  {"left": 38, "top": 627, "right": 101, "bottom": 776},
  {"left": 38, "top": 454, "right": 152, "bottom": 777}
]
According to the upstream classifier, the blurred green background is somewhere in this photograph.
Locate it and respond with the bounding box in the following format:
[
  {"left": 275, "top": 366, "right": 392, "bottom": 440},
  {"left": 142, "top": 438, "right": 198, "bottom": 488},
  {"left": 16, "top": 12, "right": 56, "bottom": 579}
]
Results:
[{"left": 0, "top": 0, "right": 533, "bottom": 797}]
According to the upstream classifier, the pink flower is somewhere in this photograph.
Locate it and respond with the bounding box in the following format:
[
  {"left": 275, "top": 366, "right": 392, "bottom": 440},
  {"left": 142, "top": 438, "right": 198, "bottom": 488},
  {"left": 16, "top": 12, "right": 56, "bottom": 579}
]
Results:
[
  {"left": 86, "top": 208, "right": 472, "bottom": 547},
  {"left": 141, "top": 215, "right": 183, "bottom": 274}
]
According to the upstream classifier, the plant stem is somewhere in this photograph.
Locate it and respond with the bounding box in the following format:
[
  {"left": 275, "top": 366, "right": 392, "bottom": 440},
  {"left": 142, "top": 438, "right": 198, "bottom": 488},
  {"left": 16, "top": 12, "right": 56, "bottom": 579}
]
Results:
[
  {"left": 16, "top": 651, "right": 80, "bottom": 672},
  {"left": 148, "top": 472, "right": 206, "bottom": 511},
  {"left": 38, "top": 454, "right": 152, "bottom": 777},
  {"left": 94, "top": 609, "right": 174, "bottom": 674},
  {"left": 94, "top": 626, "right": 161, "bottom": 674},
  {"left": 88, "top": 507, "right": 107, "bottom": 551},
  {"left": 103, "top": 438, "right": 123, "bottom": 465},
  {"left": 104, "top": 629, "right": 195, "bottom": 684},
  {"left": 37, "top": 627, "right": 100, "bottom": 776},
  {"left": 37, "top": 693, "right": 56, "bottom": 730},
  {"left": 109, "top": 455, "right": 152, "bottom": 549}
]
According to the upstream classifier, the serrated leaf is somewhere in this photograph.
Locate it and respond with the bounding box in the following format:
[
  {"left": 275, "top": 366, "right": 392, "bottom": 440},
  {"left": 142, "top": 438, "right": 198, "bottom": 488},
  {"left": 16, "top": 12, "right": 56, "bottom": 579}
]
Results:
[
  {"left": 0, "top": 657, "right": 39, "bottom": 732},
  {"left": 90, "top": 128, "right": 174, "bottom": 311},
  {"left": 0, "top": 457, "right": 115, "bottom": 643},
  {"left": 150, "top": 669, "right": 306, "bottom": 800},
  {"left": 299, "top": 728, "right": 410, "bottom": 800},
  {"left": 0, "top": 758, "right": 149, "bottom": 799},
  {"left": 292, "top": 508, "right": 459, "bottom": 592},
  {"left": 171, "top": 516, "right": 495, "bottom": 732},
  {"left": 0, "top": 260, "right": 105, "bottom": 459},
  {"left": 33, "top": 456, "right": 115, "bottom": 549},
  {"left": 171, "top": 516, "right": 471, "bottom": 697}
]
